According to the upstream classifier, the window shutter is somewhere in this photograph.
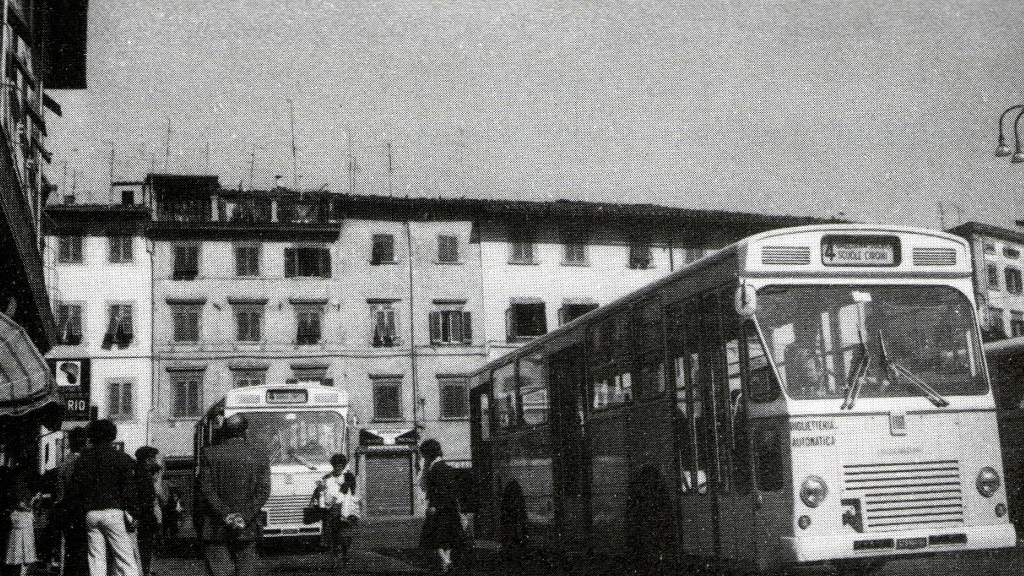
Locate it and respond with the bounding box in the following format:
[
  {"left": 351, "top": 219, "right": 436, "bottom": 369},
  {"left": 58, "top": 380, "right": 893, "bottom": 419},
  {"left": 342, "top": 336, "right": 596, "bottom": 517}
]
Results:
[
  {"left": 386, "top": 307, "right": 397, "bottom": 343},
  {"left": 319, "top": 248, "right": 331, "bottom": 277},
  {"left": 429, "top": 311, "right": 441, "bottom": 343},
  {"left": 462, "top": 311, "right": 472, "bottom": 343},
  {"left": 284, "top": 248, "right": 297, "bottom": 277}
]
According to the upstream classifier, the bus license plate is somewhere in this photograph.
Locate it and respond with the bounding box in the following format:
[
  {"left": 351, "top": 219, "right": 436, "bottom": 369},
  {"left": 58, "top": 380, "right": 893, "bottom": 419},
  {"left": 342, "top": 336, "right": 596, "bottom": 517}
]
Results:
[{"left": 895, "top": 537, "right": 927, "bottom": 550}]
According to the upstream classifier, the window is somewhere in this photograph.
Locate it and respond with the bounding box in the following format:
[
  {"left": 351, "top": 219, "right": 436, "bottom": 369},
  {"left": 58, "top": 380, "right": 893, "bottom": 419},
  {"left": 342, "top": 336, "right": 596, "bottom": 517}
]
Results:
[
  {"left": 232, "top": 370, "right": 265, "bottom": 388},
  {"left": 372, "top": 376, "right": 403, "bottom": 421},
  {"left": 629, "top": 239, "right": 653, "bottom": 269},
  {"left": 1006, "top": 247, "right": 1021, "bottom": 259},
  {"left": 438, "top": 376, "right": 469, "bottom": 419},
  {"left": 235, "top": 304, "right": 262, "bottom": 342},
  {"left": 1012, "top": 311, "right": 1024, "bottom": 338},
  {"left": 559, "top": 303, "right": 598, "bottom": 325},
  {"left": 56, "top": 303, "right": 82, "bottom": 345},
  {"left": 437, "top": 235, "right": 458, "bottom": 263},
  {"left": 1006, "top": 267, "right": 1023, "bottom": 294},
  {"left": 563, "top": 242, "right": 587, "bottom": 265},
  {"left": 171, "top": 304, "right": 201, "bottom": 342},
  {"left": 430, "top": 303, "right": 472, "bottom": 344},
  {"left": 291, "top": 366, "right": 330, "bottom": 385},
  {"left": 985, "top": 242, "right": 997, "bottom": 255},
  {"left": 102, "top": 304, "right": 133, "bottom": 349},
  {"left": 508, "top": 224, "right": 536, "bottom": 264},
  {"left": 990, "top": 307, "right": 1006, "bottom": 335},
  {"left": 295, "top": 305, "right": 323, "bottom": 345},
  {"left": 507, "top": 302, "right": 546, "bottom": 341},
  {"left": 235, "top": 244, "right": 259, "bottom": 277},
  {"left": 284, "top": 246, "right": 331, "bottom": 278},
  {"left": 685, "top": 248, "right": 705, "bottom": 264},
  {"left": 108, "top": 236, "right": 133, "bottom": 263},
  {"left": 370, "top": 301, "right": 399, "bottom": 347},
  {"left": 170, "top": 371, "right": 202, "bottom": 418},
  {"left": 172, "top": 244, "right": 199, "bottom": 280},
  {"left": 57, "top": 236, "right": 83, "bottom": 263},
  {"left": 989, "top": 264, "right": 1001, "bottom": 290},
  {"left": 371, "top": 234, "right": 395, "bottom": 264},
  {"left": 107, "top": 380, "right": 133, "bottom": 419}
]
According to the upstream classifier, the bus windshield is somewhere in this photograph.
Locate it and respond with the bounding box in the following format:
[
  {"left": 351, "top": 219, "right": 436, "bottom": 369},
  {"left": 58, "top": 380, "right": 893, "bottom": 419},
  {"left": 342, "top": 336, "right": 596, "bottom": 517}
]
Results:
[
  {"left": 240, "top": 411, "right": 345, "bottom": 466},
  {"left": 755, "top": 285, "right": 987, "bottom": 401}
]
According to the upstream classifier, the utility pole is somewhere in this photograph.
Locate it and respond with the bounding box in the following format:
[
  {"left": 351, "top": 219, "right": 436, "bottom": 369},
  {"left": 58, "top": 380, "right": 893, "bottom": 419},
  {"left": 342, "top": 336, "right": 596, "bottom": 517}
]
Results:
[
  {"left": 164, "top": 116, "right": 171, "bottom": 171},
  {"left": 248, "top": 145, "right": 256, "bottom": 192},
  {"left": 386, "top": 141, "right": 393, "bottom": 197}
]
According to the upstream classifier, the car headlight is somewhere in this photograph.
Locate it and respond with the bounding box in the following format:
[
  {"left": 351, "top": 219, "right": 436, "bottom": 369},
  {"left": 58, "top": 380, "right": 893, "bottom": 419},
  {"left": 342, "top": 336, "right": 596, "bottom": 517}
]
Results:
[
  {"left": 800, "top": 475, "right": 828, "bottom": 508},
  {"left": 977, "top": 467, "right": 1001, "bottom": 497}
]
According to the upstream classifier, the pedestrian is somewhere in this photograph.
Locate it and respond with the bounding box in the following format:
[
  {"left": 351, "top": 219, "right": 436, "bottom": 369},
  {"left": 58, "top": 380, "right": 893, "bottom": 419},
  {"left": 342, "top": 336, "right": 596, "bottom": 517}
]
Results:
[
  {"left": 161, "top": 488, "right": 183, "bottom": 541},
  {"left": 134, "top": 446, "right": 167, "bottom": 576},
  {"left": 54, "top": 426, "right": 89, "bottom": 576},
  {"left": 5, "top": 489, "right": 37, "bottom": 576},
  {"left": 66, "top": 418, "right": 141, "bottom": 576},
  {"left": 418, "top": 439, "right": 468, "bottom": 575},
  {"left": 312, "top": 454, "right": 360, "bottom": 568},
  {"left": 196, "top": 414, "right": 270, "bottom": 576}
]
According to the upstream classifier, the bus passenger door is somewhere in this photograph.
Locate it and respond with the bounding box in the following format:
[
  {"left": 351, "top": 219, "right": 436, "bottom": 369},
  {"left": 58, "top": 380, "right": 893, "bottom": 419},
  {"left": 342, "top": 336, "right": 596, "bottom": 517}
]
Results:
[
  {"left": 715, "top": 290, "right": 759, "bottom": 568},
  {"left": 674, "top": 296, "right": 718, "bottom": 560},
  {"left": 469, "top": 384, "right": 496, "bottom": 538},
  {"left": 550, "top": 345, "right": 591, "bottom": 551}
]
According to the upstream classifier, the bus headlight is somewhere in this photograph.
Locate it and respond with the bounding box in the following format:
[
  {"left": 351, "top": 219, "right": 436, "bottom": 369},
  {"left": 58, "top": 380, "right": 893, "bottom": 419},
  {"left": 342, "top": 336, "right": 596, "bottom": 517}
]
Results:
[
  {"left": 977, "top": 467, "right": 1001, "bottom": 497},
  {"left": 800, "top": 476, "right": 828, "bottom": 508}
]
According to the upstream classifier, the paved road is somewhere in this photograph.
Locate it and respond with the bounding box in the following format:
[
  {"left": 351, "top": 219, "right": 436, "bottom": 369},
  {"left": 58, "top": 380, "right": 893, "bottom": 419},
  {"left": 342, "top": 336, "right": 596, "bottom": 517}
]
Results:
[{"left": 149, "top": 542, "right": 1024, "bottom": 576}]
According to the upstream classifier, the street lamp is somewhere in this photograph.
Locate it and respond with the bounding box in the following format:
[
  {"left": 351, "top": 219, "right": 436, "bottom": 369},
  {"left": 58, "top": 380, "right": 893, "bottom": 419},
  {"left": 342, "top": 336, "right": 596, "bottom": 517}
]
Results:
[{"left": 996, "top": 104, "right": 1024, "bottom": 158}]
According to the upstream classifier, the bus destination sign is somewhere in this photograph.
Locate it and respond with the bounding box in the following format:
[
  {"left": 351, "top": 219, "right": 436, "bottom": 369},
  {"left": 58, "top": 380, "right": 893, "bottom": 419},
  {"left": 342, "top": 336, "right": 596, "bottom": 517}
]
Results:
[
  {"left": 266, "top": 389, "right": 309, "bottom": 404},
  {"left": 821, "top": 235, "right": 900, "bottom": 267}
]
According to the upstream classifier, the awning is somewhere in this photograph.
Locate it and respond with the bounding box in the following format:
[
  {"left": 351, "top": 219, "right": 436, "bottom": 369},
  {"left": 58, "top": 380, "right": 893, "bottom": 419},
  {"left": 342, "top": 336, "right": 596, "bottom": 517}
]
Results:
[
  {"left": 0, "top": 311, "right": 63, "bottom": 428},
  {"left": 359, "top": 427, "right": 418, "bottom": 447}
]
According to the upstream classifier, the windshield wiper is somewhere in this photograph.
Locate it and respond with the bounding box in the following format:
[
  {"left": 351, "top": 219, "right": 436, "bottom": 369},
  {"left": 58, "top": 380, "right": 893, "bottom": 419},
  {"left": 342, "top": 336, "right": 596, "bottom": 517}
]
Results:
[
  {"left": 841, "top": 328, "right": 870, "bottom": 410},
  {"left": 288, "top": 449, "right": 318, "bottom": 470},
  {"left": 878, "top": 331, "right": 949, "bottom": 408}
]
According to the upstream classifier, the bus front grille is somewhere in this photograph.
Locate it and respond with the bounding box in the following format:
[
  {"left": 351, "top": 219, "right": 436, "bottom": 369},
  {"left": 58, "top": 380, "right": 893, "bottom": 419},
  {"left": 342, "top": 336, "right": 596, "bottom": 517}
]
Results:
[
  {"left": 263, "top": 495, "right": 310, "bottom": 526},
  {"left": 843, "top": 460, "right": 964, "bottom": 531}
]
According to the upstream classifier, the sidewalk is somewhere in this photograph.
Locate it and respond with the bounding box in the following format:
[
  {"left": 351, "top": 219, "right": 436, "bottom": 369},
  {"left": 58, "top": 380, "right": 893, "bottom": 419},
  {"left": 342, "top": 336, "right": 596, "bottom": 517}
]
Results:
[{"left": 152, "top": 547, "right": 429, "bottom": 575}]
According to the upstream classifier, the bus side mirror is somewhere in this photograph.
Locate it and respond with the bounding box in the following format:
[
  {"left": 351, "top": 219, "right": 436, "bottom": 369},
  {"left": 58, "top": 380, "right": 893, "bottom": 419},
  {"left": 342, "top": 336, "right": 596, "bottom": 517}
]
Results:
[{"left": 735, "top": 283, "right": 757, "bottom": 318}]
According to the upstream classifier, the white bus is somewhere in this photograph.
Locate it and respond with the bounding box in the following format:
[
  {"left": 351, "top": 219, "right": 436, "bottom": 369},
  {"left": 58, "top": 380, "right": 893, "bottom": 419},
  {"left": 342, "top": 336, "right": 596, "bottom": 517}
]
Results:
[
  {"left": 469, "top": 225, "right": 1016, "bottom": 574},
  {"left": 195, "top": 382, "right": 356, "bottom": 538}
]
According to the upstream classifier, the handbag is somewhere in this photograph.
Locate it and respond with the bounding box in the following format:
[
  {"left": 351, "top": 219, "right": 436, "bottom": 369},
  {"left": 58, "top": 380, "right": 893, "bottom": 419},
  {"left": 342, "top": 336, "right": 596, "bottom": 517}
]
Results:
[{"left": 302, "top": 505, "right": 322, "bottom": 525}]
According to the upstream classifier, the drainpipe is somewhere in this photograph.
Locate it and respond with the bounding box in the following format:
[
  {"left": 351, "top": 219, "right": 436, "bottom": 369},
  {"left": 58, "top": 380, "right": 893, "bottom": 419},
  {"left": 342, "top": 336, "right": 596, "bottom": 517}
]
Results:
[
  {"left": 146, "top": 228, "right": 156, "bottom": 446},
  {"left": 405, "top": 218, "right": 419, "bottom": 433}
]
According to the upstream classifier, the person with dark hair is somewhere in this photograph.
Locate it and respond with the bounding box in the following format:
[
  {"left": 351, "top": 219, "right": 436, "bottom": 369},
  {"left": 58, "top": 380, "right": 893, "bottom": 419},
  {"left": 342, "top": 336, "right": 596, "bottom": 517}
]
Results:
[
  {"left": 67, "top": 419, "right": 141, "bottom": 576},
  {"left": 134, "top": 446, "right": 167, "bottom": 576},
  {"left": 418, "top": 439, "right": 467, "bottom": 574},
  {"left": 312, "top": 454, "right": 360, "bottom": 567},
  {"left": 52, "top": 427, "right": 89, "bottom": 575},
  {"left": 196, "top": 414, "right": 270, "bottom": 576}
]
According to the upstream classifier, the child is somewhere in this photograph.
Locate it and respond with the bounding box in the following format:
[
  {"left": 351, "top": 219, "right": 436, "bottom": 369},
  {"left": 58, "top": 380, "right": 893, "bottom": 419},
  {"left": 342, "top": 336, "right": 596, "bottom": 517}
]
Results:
[{"left": 6, "top": 492, "right": 38, "bottom": 576}]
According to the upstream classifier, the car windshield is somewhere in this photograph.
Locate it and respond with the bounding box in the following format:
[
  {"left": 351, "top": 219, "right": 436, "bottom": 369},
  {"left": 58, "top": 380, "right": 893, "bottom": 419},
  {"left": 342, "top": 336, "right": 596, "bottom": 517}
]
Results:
[
  {"left": 755, "top": 285, "right": 987, "bottom": 401},
  {"left": 239, "top": 411, "right": 345, "bottom": 466}
]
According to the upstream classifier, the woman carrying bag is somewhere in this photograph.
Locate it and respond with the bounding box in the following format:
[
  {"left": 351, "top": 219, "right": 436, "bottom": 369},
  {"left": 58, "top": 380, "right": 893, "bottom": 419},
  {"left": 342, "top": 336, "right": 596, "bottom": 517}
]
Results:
[{"left": 311, "top": 454, "right": 361, "bottom": 568}]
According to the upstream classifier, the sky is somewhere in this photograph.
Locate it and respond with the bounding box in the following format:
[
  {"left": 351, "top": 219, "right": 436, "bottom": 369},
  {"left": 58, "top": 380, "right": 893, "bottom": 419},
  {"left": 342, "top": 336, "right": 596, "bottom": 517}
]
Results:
[{"left": 45, "top": 0, "right": 1024, "bottom": 229}]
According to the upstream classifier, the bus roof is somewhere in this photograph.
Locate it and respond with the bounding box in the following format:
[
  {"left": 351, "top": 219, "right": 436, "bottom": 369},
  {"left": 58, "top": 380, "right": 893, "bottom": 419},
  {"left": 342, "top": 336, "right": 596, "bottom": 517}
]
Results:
[{"left": 469, "top": 224, "right": 969, "bottom": 382}]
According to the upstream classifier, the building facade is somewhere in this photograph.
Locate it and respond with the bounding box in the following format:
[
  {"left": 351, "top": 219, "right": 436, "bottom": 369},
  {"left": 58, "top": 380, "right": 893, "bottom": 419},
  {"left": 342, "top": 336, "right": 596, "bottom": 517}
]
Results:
[
  {"left": 949, "top": 222, "right": 1024, "bottom": 341},
  {"left": 43, "top": 204, "right": 153, "bottom": 450},
  {"left": 45, "top": 173, "right": 822, "bottom": 516}
]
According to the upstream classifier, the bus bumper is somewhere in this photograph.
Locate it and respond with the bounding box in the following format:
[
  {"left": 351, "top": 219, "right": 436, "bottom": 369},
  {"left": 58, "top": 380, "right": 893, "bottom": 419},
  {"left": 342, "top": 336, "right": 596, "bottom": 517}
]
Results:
[{"left": 780, "top": 524, "right": 1017, "bottom": 563}]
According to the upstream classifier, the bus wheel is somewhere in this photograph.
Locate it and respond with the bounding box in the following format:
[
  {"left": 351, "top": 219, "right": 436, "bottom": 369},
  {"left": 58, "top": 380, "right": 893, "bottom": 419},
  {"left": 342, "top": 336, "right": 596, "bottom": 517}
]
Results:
[{"left": 499, "top": 484, "right": 529, "bottom": 569}]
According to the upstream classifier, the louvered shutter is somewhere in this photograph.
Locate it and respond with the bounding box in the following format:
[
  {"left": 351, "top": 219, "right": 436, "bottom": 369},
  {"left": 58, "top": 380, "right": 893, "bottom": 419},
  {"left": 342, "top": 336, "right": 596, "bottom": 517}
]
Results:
[
  {"left": 461, "top": 311, "right": 472, "bottom": 343},
  {"left": 319, "top": 248, "right": 332, "bottom": 277},
  {"left": 429, "top": 311, "right": 441, "bottom": 343},
  {"left": 284, "top": 248, "right": 297, "bottom": 277}
]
